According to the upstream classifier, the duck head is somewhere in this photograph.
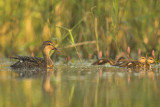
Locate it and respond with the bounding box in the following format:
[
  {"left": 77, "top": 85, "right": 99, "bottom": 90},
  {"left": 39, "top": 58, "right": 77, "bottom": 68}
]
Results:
[
  {"left": 42, "top": 41, "right": 57, "bottom": 56},
  {"left": 147, "top": 57, "right": 155, "bottom": 64},
  {"left": 139, "top": 56, "right": 146, "bottom": 63}
]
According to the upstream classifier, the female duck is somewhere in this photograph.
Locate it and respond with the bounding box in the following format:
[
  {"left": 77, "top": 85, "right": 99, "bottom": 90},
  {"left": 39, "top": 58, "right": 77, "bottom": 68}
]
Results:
[{"left": 10, "top": 41, "right": 57, "bottom": 69}]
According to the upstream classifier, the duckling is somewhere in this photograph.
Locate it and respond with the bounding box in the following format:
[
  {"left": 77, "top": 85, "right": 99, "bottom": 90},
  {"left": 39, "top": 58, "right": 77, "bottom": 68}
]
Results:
[
  {"left": 10, "top": 41, "right": 57, "bottom": 69},
  {"left": 117, "top": 56, "right": 146, "bottom": 69},
  {"left": 92, "top": 56, "right": 126, "bottom": 65},
  {"left": 146, "top": 57, "right": 155, "bottom": 70},
  {"left": 112, "top": 56, "right": 128, "bottom": 66},
  {"left": 91, "top": 58, "right": 115, "bottom": 65}
]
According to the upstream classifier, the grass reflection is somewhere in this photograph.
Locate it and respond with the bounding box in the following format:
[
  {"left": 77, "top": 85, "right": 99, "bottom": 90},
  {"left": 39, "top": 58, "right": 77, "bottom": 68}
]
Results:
[{"left": 0, "top": 62, "right": 160, "bottom": 107}]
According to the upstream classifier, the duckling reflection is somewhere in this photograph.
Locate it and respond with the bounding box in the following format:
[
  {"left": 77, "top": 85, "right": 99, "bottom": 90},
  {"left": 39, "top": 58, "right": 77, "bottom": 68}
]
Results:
[
  {"left": 147, "top": 71, "right": 155, "bottom": 80},
  {"left": 137, "top": 70, "right": 155, "bottom": 80}
]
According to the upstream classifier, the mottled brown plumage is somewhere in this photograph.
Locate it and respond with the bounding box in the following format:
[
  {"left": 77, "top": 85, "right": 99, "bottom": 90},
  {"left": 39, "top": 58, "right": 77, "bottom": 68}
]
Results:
[
  {"left": 92, "top": 58, "right": 115, "bottom": 65},
  {"left": 117, "top": 56, "right": 146, "bottom": 69},
  {"left": 92, "top": 56, "right": 126, "bottom": 66},
  {"left": 10, "top": 41, "right": 57, "bottom": 69},
  {"left": 112, "top": 57, "right": 128, "bottom": 66}
]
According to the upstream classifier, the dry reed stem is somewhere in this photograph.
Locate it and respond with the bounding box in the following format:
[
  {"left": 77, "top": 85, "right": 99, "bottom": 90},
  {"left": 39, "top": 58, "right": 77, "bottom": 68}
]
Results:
[{"left": 60, "top": 41, "right": 96, "bottom": 49}]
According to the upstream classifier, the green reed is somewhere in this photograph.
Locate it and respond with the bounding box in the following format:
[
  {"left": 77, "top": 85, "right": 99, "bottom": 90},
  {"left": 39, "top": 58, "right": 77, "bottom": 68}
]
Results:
[
  {"left": 56, "top": 24, "right": 82, "bottom": 61},
  {"left": 0, "top": 0, "right": 160, "bottom": 59}
]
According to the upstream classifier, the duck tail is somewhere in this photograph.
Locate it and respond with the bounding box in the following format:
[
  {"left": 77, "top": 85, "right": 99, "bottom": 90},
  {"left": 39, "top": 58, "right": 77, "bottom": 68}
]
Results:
[{"left": 9, "top": 56, "right": 19, "bottom": 60}]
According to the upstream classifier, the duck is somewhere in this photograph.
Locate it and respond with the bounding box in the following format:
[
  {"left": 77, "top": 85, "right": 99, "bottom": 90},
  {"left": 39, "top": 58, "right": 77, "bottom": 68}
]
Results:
[
  {"left": 146, "top": 57, "right": 155, "bottom": 70},
  {"left": 117, "top": 56, "right": 146, "bottom": 69},
  {"left": 10, "top": 41, "right": 57, "bottom": 69},
  {"left": 112, "top": 56, "right": 129, "bottom": 66},
  {"left": 91, "top": 58, "right": 115, "bottom": 65},
  {"left": 91, "top": 56, "right": 126, "bottom": 66}
]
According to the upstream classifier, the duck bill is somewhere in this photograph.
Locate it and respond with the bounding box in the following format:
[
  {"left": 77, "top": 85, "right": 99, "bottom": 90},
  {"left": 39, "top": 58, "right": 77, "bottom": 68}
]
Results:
[
  {"left": 52, "top": 46, "right": 60, "bottom": 52},
  {"left": 54, "top": 47, "right": 58, "bottom": 51}
]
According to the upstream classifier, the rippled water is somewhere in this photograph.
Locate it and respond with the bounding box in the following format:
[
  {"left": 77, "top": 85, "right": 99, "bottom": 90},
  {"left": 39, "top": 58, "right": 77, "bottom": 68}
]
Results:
[{"left": 1, "top": 59, "right": 160, "bottom": 107}]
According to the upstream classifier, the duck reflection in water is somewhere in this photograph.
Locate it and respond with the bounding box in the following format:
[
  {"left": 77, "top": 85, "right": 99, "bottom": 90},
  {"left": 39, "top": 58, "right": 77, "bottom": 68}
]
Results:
[
  {"left": 12, "top": 68, "right": 56, "bottom": 95},
  {"left": 42, "top": 69, "right": 55, "bottom": 94}
]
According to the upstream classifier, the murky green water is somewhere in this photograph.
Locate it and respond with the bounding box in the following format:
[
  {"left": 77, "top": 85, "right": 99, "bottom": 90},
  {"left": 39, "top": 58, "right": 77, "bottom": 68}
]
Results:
[{"left": 1, "top": 59, "right": 160, "bottom": 107}]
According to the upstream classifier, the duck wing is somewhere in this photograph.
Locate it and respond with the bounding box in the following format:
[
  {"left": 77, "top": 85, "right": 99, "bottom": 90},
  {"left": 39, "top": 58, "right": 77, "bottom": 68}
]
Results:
[{"left": 10, "top": 55, "right": 45, "bottom": 69}]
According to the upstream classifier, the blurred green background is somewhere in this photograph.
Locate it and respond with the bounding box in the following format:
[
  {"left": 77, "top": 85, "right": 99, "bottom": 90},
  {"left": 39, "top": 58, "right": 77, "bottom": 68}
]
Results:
[{"left": 0, "top": 0, "right": 160, "bottom": 59}]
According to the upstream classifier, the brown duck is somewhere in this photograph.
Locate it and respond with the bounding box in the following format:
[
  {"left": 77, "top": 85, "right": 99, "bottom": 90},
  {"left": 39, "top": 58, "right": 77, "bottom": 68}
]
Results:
[{"left": 10, "top": 41, "right": 57, "bottom": 69}]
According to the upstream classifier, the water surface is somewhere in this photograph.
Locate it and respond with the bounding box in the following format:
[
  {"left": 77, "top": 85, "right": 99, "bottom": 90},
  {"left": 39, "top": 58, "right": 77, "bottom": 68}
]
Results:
[{"left": 0, "top": 59, "right": 160, "bottom": 107}]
